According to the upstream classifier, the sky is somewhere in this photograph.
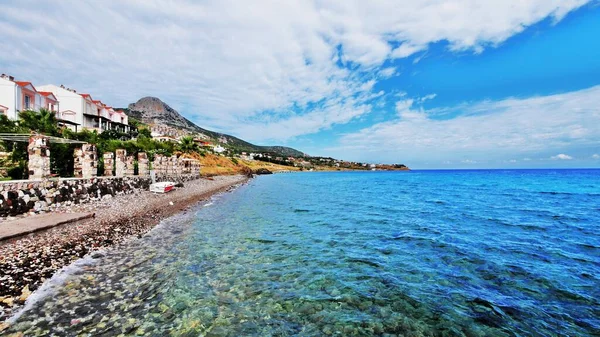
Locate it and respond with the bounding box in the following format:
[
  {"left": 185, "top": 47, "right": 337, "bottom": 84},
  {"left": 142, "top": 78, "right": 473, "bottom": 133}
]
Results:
[{"left": 1, "top": 0, "right": 599, "bottom": 169}]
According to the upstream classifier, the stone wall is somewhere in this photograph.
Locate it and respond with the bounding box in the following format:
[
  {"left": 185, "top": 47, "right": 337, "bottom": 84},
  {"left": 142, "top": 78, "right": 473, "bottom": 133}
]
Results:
[
  {"left": 0, "top": 173, "right": 198, "bottom": 218},
  {"left": 0, "top": 177, "right": 149, "bottom": 217},
  {"left": 152, "top": 155, "right": 200, "bottom": 180}
]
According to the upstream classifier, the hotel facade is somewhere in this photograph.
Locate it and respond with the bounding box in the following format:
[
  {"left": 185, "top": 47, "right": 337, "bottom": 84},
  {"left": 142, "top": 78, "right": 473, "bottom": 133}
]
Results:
[{"left": 0, "top": 74, "right": 129, "bottom": 133}]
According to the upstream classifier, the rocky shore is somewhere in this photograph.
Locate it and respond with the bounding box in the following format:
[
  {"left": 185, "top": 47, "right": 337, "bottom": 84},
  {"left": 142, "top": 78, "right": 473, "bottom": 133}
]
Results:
[{"left": 0, "top": 175, "right": 248, "bottom": 325}]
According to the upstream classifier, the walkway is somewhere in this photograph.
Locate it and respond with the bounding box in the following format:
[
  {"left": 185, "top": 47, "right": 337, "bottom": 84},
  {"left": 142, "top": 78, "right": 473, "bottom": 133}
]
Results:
[{"left": 0, "top": 213, "right": 94, "bottom": 241}]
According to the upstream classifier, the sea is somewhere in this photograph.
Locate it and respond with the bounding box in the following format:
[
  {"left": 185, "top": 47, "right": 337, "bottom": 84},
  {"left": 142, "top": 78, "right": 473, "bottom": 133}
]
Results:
[{"left": 4, "top": 169, "right": 600, "bottom": 336}]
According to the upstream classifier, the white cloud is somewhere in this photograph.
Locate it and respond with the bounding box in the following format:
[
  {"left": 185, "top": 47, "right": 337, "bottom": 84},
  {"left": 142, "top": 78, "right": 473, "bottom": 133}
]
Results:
[
  {"left": 461, "top": 159, "right": 477, "bottom": 164},
  {"left": 420, "top": 94, "right": 438, "bottom": 102},
  {"left": 391, "top": 43, "right": 427, "bottom": 58},
  {"left": 378, "top": 67, "right": 397, "bottom": 78},
  {"left": 592, "top": 154, "right": 600, "bottom": 159},
  {"left": 0, "top": 0, "right": 590, "bottom": 142},
  {"left": 551, "top": 154, "right": 573, "bottom": 160},
  {"left": 334, "top": 85, "right": 600, "bottom": 162}
]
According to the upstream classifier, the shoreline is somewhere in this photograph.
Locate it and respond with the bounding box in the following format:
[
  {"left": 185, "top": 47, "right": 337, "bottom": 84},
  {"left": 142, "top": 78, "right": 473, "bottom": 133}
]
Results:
[{"left": 0, "top": 175, "right": 249, "bottom": 325}]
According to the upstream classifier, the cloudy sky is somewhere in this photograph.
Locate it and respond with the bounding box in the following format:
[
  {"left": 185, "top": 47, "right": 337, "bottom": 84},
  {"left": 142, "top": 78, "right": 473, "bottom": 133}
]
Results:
[{"left": 1, "top": 1, "right": 599, "bottom": 168}]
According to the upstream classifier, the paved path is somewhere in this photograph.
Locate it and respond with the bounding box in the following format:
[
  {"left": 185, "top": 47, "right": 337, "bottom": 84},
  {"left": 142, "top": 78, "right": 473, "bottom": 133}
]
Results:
[{"left": 0, "top": 213, "right": 94, "bottom": 241}]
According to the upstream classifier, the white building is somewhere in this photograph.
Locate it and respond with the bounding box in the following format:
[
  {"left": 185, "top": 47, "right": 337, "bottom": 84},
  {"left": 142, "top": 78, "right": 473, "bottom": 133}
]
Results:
[
  {"left": 36, "top": 84, "right": 86, "bottom": 131},
  {"left": 213, "top": 145, "right": 226, "bottom": 153},
  {"left": 0, "top": 74, "right": 56, "bottom": 120},
  {"left": 36, "top": 84, "right": 129, "bottom": 133}
]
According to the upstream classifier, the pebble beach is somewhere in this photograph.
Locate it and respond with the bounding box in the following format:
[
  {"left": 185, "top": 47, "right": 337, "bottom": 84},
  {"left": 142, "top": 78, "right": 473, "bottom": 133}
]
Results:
[{"left": 0, "top": 175, "right": 248, "bottom": 325}]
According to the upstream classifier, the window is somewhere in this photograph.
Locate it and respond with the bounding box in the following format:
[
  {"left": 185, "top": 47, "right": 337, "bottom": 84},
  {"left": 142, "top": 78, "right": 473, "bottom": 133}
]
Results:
[{"left": 24, "top": 95, "right": 31, "bottom": 109}]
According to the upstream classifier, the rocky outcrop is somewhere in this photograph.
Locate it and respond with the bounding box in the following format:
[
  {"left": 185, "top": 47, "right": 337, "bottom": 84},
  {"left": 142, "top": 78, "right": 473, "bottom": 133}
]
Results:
[
  {"left": 254, "top": 168, "right": 273, "bottom": 175},
  {"left": 127, "top": 97, "right": 193, "bottom": 130}
]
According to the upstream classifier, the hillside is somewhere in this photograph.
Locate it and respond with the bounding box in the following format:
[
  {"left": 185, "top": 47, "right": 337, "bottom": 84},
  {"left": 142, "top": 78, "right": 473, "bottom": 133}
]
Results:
[{"left": 124, "top": 97, "right": 305, "bottom": 157}]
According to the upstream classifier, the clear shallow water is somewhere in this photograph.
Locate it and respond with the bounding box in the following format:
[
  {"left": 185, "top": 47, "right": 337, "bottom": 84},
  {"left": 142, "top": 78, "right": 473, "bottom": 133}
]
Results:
[{"left": 6, "top": 170, "right": 600, "bottom": 336}]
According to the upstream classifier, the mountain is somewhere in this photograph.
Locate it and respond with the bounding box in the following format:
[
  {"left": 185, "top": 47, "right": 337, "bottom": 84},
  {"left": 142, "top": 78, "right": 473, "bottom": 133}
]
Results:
[{"left": 124, "top": 97, "right": 306, "bottom": 157}]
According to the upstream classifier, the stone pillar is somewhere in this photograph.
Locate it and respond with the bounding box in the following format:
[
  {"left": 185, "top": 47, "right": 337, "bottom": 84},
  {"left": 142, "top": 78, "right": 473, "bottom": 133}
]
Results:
[
  {"left": 103, "top": 152, "right": 114, "bottom": 176},
  {"left": 73, "top": 147, "right": 83, "bottom": 178},
  {"left": 181, "top": 159, "right": 189, "bottom": 174},
  {"left": 28, "top": 135, "right": 51, "bottom": 180},
  {"left": 176, "top": 157, "right": 184, "bottom": 175},
  {"left": 157, "top": 155, "right": 166, "bottom": 176},
  {"left": 166, "top": 155, "right": 175, "bottom": 175},
  {"left": 164, "top": 156, "right": 171, "bottom": 175},
  {"left": 152, "top": 154, "right": 163, "bottom": 177},
  {"left": 78, "top": 144, "right": 97, "bottom": 179},
  {"left": 115, "top": 149, "right": 127, "bottom": 177},
  {"left": 138, "top": 152, "right": 149, "bottom": 176},
  {"left": 193, "top": 160, "right": 201, "bottom": 176},
  {"left": 125, "top": 156, "right": 135, "bottom": 176}
]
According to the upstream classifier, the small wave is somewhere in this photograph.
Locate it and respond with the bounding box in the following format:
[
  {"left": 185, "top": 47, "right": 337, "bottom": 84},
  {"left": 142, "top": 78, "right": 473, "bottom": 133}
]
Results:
[
  {"left": 293, "top": 209, "right": 311, "bottom": 213},
  {"left": 539, "top": 191, "right": 575, "bottom": 196},
  {"left": 346, "top": 258, "right": 382, "bottom": 268},
  {"left": 552, "top": 288, "right": 598, "bottom": 305},
  {"left": 576, "top": 242, "right": 600, "bottom": 250},
  {"left": 489, "top": 218, "right": 549, "bottom": 231},
  {"left": 247, "top": 238, "right": 278, "bottom": 244},
  {"left": 426, "top": 199, "right": 447, "bottom": 205}
]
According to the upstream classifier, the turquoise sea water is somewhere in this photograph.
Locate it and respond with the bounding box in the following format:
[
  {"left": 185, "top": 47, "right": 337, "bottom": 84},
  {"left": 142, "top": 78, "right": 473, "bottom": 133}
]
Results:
[{"left": 6, "top": 170, "right": 600, "bottom": 336}]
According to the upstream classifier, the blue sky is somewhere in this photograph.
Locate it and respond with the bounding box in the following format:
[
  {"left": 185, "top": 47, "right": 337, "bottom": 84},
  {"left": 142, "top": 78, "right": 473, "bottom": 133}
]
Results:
[{"left": 1, "top": 1, "right": 599, "bottom": 168}]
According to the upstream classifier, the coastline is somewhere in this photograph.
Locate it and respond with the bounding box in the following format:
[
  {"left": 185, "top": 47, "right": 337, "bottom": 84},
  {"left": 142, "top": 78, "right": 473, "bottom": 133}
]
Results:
[{"left": 0, "top": 174, "right": 249, "bottom": 325}]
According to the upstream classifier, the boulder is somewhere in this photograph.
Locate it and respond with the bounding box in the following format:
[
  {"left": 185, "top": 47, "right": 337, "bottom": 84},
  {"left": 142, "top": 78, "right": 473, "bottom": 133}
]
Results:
[{"left": 254, "top": 168, "right": 273, "bottom": 175}]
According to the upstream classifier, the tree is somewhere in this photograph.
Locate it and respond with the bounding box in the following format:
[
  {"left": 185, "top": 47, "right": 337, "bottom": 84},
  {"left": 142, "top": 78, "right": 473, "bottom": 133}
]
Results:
[
  {"left": 18, "top": 108, "right": 59, "bottom": 136},
  {"left": 177, "top": 136, "right": 198, "bottom": 154},
  {"left": 0, "top": 115, "right": 19, "bottom": 133},
  {"left": 138, "top": 127, "right": 152, "bottom": 138}
]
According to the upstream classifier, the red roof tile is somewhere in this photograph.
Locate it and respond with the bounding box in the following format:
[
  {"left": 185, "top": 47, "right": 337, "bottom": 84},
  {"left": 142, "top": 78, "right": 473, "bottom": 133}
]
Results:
[{"left": 14, "top": 81, "right": 37, "bottom": 92}]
